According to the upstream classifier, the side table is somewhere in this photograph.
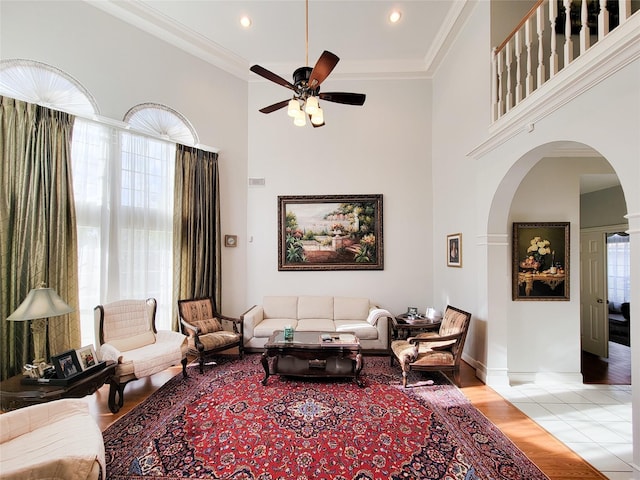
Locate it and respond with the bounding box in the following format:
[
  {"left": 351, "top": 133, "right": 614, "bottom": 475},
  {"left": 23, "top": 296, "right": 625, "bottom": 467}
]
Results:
[
  {"left": 0, "top": 360, "right": 117, "bottom": 411},
  {"left": 391, "top": 314, "right": 441, "bottom": 341}
]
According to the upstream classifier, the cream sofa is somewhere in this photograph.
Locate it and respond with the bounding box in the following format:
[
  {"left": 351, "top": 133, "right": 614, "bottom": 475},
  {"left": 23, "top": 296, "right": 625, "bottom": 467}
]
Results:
[
  {"left": 242, "top": 296, "right": 391, "bottom": 353},
  {"left": 0, "top": 398, "right": 105, "bottom": 480}
]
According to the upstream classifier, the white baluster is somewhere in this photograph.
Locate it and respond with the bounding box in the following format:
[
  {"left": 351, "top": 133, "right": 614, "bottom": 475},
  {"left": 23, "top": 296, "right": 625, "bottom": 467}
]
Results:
[
  {"left": 537, "top": 3, "right": 546, "bottom": 88},
  {"left": 515, "top": 30, "right": 523, "bottom": 103},
  {"left": 598, "top": 0, "right": 609, "bottom": 40},
  {"left": 619, "top": 0, "right": 631, "bottom": 22},
  {"left": 497, "top": 49, "right": 504, "bottom": 118},
  {"left": 524, "top": 19, "right": 534, "bottom": 97},
  {"left": 492, "top": 48, "right": 499, "bottom": 121},
  {"left": 563, "top": 0, "right": 574, "bottom": 65},
  {"left": 580, "top": 0, "right": 590, "bottom": 53},
  {"left": 549, "top": 0, "right": 559, "bottom": 77},
  {"left": 505, "top": 39, "right": 513, "bottom": 112}
]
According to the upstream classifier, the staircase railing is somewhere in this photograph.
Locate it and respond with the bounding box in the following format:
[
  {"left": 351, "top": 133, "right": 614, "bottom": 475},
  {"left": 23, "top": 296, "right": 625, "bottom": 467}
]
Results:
[{"left": 492, "top": 0, "right": 636, "bottom": 122}]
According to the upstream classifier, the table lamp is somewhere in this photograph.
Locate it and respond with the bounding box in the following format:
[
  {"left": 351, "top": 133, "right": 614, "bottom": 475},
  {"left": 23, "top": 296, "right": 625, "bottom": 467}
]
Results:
[{"left": 7, "top": 283, "right": 74, "bottom": 364}]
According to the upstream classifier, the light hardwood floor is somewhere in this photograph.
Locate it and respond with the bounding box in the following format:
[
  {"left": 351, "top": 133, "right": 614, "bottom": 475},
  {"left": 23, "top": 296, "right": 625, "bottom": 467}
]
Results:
[{"left": 88, "top": 358, "right": 606, "bottom": 480}]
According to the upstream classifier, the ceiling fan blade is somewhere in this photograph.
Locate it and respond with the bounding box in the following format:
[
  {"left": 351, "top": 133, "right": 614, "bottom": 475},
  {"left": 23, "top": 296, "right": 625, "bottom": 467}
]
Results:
[
  {"left": 308, "top": 51, "right": 340, "bottom": 89},
  {"left": 259, "top": 99, "right": 290, "bottom": 114},
  {"left": 250, "top": 65, "right": 295, "bottom": 91},
  {"left": 319, "top": 92, "right": 366, "bottom": 106}
]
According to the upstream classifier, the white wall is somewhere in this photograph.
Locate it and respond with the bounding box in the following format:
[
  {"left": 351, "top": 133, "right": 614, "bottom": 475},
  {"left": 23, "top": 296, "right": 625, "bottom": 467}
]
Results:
[
  {"left": 246, "top": 77, "right": 432, "bottom": 313},
  {"left": 432, "top": 2, "right": 491, "bottom": 364},
  {"left": 0, "top": 0, "right": 249, "bottom": 316}
]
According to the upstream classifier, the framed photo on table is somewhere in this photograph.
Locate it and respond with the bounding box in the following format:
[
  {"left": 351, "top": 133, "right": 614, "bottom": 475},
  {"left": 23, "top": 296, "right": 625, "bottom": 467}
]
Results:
[
  {"left": 512, "top": 222, "right": 569, "bottom": 301},
  {"left": 51, "top": 349, "right": 82, "bottom": 379},
  {"left": 447, "top": 233, "right": 462, "bottom": 267},
  {"left": 76, "top": 345, "right": 98, "bottom": 370}
]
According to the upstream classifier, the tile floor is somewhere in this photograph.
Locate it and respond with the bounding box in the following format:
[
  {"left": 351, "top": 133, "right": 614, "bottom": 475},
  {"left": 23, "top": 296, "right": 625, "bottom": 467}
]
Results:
[{"left": 492, "top": 382, "right": 633, "bottom": 479}]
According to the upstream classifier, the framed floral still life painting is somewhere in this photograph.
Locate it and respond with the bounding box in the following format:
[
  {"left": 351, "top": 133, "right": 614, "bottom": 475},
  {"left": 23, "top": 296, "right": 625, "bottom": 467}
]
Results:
[
  {"left": 278, "top": 194, "right": 383, "bottom": 271},
  {"left": 513, "top": 222, "right": 569, "bottom": 301},
  {"left": 447, "top": 233, "right": 462, "bottom": 267}
]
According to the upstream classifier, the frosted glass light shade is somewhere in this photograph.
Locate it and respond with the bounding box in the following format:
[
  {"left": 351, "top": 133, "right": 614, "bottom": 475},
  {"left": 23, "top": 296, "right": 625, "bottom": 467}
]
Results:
[
  {"left": 287, "top": 99, "right": 300, "bottom": 117},
  {"left": 311, "top": 107, "right": 324, "bottom": 125},
  {"left": 293, "top": 109, "right": 306, "bottom": 126},
  {"left": 304, "top": 96, "right": 318, "bottom": 115}
]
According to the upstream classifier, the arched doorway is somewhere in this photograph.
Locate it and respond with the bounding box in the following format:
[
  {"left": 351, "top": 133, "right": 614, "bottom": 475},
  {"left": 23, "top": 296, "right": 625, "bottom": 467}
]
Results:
[{"left": 484, "top": 141, "right": 631, "bottom": 386}]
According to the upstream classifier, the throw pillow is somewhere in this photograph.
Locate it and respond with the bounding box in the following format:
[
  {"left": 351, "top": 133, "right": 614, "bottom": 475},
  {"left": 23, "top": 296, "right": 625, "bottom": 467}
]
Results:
[{"left": 190, "top": 318, "right": 222, "bottom": 335}]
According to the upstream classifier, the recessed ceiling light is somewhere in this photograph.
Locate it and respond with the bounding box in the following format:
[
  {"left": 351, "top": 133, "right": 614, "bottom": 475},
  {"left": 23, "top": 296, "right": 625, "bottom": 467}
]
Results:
[
  {"left": 240, "top": 15, "right": 252, "bottom": 28},
  {"left": 389, "top": 10, "right": 402, "bottom": 24}
]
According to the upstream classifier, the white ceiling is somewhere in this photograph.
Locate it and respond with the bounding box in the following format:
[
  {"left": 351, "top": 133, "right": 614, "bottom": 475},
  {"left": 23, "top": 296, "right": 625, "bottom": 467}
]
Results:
[
  {"left": 88, "top": 0, "right": 469, "bottom": 80},
  {"left": 88, "top": 1, "right": 620, "bottom": 194}
]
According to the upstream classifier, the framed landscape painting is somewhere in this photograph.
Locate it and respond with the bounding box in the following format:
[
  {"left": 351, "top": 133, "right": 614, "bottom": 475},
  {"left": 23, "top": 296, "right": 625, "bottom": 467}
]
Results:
[
  {"left": 278, "top": 194, "right": 383, "bottom": 271},
  {"left": 512, "top": 222, "right": 569, "bottom": 301}
]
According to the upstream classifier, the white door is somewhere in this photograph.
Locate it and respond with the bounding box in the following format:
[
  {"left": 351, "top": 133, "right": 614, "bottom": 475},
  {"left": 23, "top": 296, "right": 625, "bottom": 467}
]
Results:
[{"left": 580, "top": 230, "right": 608, "bottom": 357}]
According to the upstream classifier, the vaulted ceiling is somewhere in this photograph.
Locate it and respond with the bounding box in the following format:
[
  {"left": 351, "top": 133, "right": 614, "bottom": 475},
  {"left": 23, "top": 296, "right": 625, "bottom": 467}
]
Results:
[{"left": 88, "top": 0, "right": 469, "bottom": 80}]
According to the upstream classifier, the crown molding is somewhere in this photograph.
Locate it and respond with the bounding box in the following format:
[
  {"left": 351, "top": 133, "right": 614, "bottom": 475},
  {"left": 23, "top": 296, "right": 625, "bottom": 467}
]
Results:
[
  {"left": 85, "top": 0, "right": 249, "bottom": 79},
  {"left": 86, "top": 0, "right": 471, "bottom": 83}
]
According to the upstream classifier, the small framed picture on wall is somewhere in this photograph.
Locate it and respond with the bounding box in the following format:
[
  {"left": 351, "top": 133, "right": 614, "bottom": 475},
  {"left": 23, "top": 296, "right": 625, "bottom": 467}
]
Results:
[{"left": 447, "top": 233, "right": 462, "bottom": 267}]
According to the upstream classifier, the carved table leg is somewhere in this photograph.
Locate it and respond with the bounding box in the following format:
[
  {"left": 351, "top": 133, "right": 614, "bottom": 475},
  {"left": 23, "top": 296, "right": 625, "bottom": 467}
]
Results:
[
  {"left": 261, "top": 351, "right": 270, "bottom": 386},
  {"left": 354, "top": 353, "right": 364, "bottom": 387}
]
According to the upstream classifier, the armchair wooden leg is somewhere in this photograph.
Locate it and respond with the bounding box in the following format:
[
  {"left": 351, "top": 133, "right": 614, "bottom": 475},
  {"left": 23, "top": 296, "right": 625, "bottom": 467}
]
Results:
[
  {"left": 199, "top": 356, "right": 205, "bottom": 374},
  {"left": 402, "top": 371, "right": 408, "bottom": 388},
  {"left": 181, "top": 357, "right": 188, "bottom": 378}
]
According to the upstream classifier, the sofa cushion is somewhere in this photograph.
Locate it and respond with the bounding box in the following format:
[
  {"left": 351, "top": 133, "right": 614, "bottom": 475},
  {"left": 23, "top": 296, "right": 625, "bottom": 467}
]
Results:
[
  {"left": 334, "top": 320, "right": 378, "bottom": 340},
  {"left": 296, "top": 318, "right": 335, "bottom": 332},
  {"left": 0, "top": 399, "right": 105, "bottom": 480},
  {"left": 263, "top": 296, "right": 298, "bottom": 319},
  {"left": 254, "top": 318, "right": 298, "bottom": 337},
  {"left": 109, "top": 331, "right": 156, "bottom": 353},
  {"left": 334, "top": 297, "right": 370, "bottom": 320},
  {"left": 298, "top": 296, "right": 334, "bottom": 320}
]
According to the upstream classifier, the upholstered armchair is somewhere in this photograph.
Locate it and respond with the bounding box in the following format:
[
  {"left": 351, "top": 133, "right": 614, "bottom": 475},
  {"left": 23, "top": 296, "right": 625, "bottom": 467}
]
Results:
[
  {"left": 178, "top": 297, "right": 244, "bottom": 373},
  {"left": 0, "top": 398, "right": 105, "bottom": 480},
  {"left": 391, "top": 305, "right": 471, "bottom": 387},
  {"left": 95, "top": 298, "right": 188, "bottom": 413}
]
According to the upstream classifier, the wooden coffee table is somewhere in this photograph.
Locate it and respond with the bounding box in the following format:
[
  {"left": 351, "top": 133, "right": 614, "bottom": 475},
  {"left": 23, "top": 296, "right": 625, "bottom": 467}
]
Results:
[
  {"left": 262, "top": 331, "right": 364, "bottom": 387},
  {"left": 0, "top": 360, "right": 117, "bottom": 411}
]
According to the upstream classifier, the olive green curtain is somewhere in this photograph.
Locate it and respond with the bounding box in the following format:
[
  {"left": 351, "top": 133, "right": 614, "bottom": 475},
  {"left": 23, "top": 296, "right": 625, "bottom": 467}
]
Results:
[
  {"left": 172, "top": 145, "right": 221, "bottom": 329},
  {"left": 0, "top": 96, "right": 80, "bottom": 380}
]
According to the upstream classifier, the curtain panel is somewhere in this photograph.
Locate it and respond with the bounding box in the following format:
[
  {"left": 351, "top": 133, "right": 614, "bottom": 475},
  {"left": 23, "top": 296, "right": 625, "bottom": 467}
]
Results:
[
  {"left": 0, "top": 96, "right": 80, "bottom": 379},
  {"left": 172, "top": 145, "right": 221, "bottom": 329}
]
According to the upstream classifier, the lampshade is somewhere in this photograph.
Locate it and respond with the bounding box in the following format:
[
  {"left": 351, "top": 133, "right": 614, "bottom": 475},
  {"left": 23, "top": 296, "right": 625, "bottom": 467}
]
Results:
[
  {"left": 7, "top": 286, "right": 73, "bottom": 321},
  {"left": 304, "top": 96, "right": 318, "bottom": 115},
  {"left": 287, "top": 99, "right": 300, "bottom": 117},
  {"left": 293, "top": 109, "right": 306, "bottom": 127},
  {"left": 311, "top": 106, "right": 324, "bottom": 126}
]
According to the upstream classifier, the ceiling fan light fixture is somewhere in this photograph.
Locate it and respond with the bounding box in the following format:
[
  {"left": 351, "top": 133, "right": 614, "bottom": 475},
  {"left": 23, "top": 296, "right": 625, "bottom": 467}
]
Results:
[
  {"left": 311, "top": 106, "right": 324, "bottom": 126},
  {"left": 287, "top": 99, "right": 300, "bottom": 117},
  {"left": 304, "top": 95, "right": 318, "bottom": 115},
  {"left": 293, "top": 109, "right": 306, "bottom": 127}
]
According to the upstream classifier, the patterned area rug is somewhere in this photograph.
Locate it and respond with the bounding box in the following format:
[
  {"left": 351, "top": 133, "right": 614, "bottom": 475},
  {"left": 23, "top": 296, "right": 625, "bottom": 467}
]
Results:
[{"left": 104, "top": 355, "right": 548, "bottom": 480}]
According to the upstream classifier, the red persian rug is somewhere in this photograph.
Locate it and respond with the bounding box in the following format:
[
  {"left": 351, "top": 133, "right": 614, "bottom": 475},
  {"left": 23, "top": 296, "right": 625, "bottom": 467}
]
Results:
[{"left": 103, "top": 355, "right": 548, "bottom": 480}]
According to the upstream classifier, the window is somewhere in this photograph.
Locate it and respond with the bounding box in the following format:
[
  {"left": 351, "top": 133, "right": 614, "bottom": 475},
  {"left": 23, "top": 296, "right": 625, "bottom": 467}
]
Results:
[
  {"left": 1, "top": 60, "right": 199, "bottom": 346},
  {"left": 72, "top": 118, "right": 176, "bottom": 345},
  {"left": 607, "top": 233, "right": 630, "bottom": 308}
]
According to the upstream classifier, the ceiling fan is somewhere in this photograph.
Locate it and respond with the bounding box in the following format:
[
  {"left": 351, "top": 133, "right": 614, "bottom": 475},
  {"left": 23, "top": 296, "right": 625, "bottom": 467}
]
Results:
[{"left": 249, "top": 0, "right": 366, "bottom": 127}]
